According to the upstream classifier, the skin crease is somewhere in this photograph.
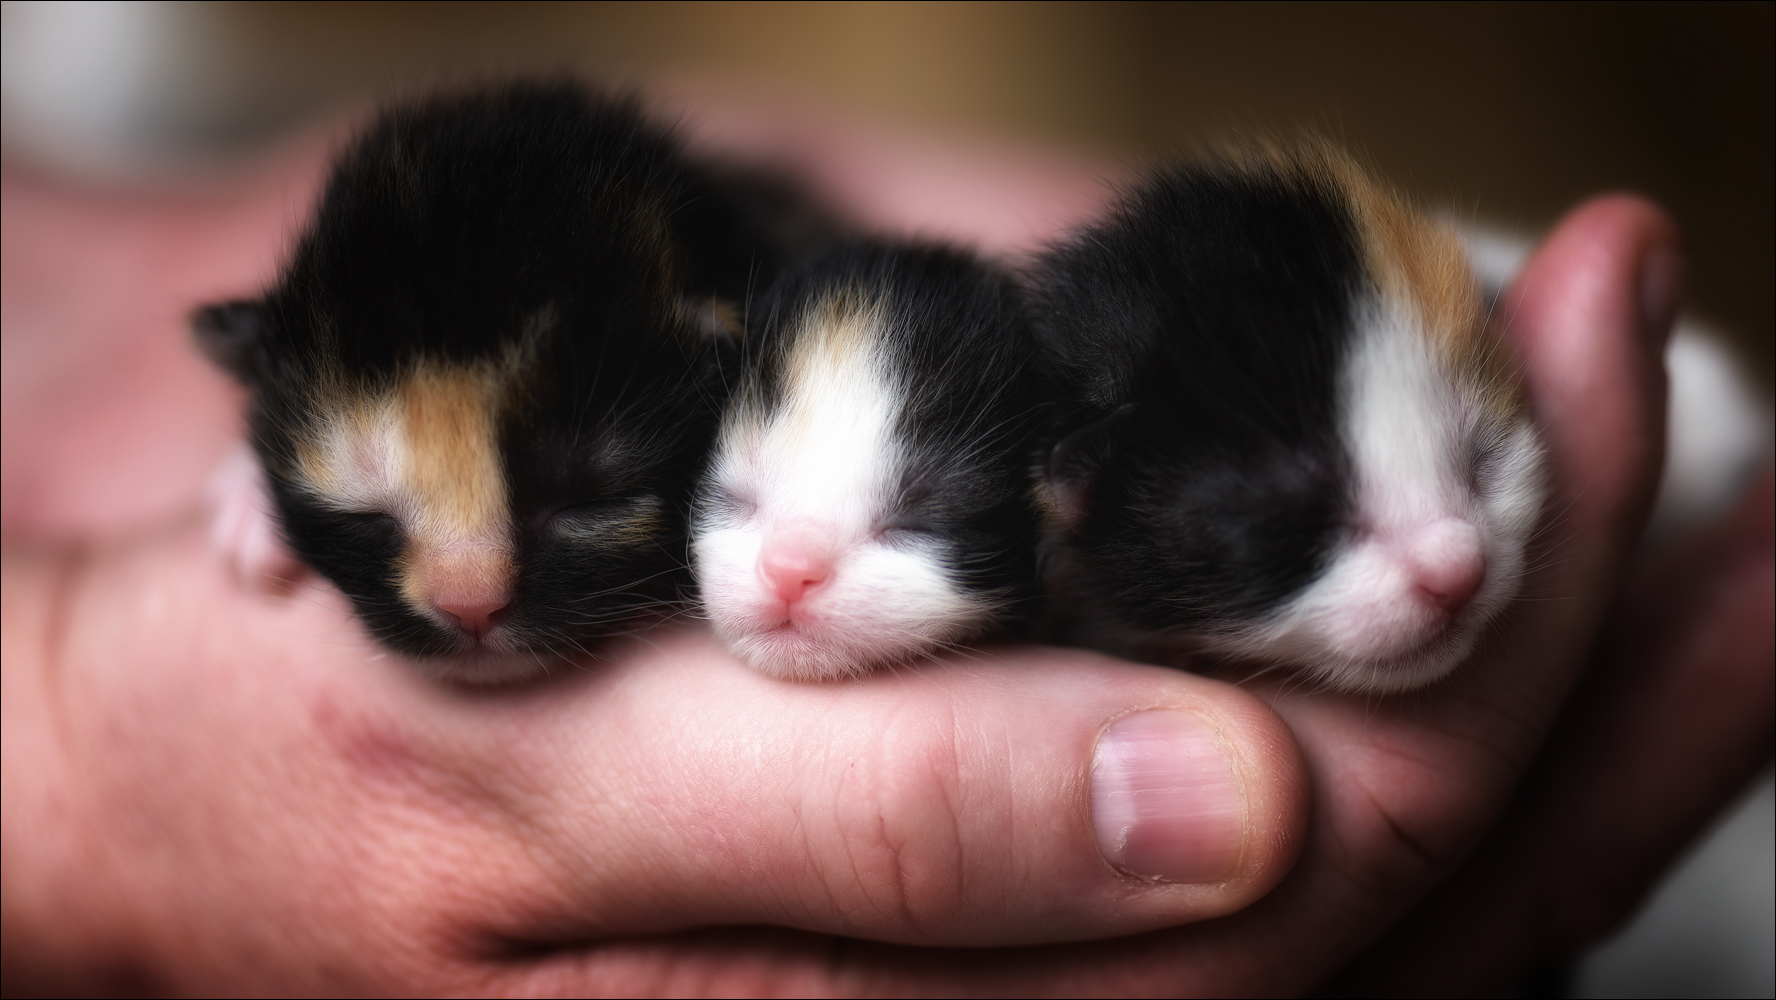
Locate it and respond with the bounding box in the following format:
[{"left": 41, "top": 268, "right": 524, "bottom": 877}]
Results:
[{"left": 2, "top": 99, "right": 1772, "bottom": 996}]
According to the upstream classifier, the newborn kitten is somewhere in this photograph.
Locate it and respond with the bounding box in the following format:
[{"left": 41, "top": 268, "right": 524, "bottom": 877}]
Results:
[
  {"left": 195, "top": 81, "right": 799, "bottom": 681},
  {"left": 692, "top": 241, "right": 1049, "bottom": 680},
  {"left": 1034, "top": 142, "right": 1547, "bottom": 693}
]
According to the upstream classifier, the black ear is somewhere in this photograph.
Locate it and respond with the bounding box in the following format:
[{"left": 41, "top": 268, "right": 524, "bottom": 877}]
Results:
[
  {"left": 191, "top": 300, "right": 266, "bottom": 385},
  {"left": 1047, "top": 403, "right": 1136, "bottom": 528}
]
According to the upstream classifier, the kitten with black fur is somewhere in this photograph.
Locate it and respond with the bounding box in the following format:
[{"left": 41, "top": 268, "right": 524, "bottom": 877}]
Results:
[
  {"left": 195, "top": 82, "right": 808, "bottom": 682},
  {"left": 692, "top": 242, "right": 1049, "bottom": 679},
  {"left": 1034, "top": 143, "right": 1547, "bottom": 694}
]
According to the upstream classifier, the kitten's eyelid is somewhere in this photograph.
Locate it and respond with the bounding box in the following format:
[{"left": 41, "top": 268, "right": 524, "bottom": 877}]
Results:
[
  {"left": 549, "top": 495, "right": 651, "bottom": 531},
  {"left": 706, "top": 483, "right": 758, "bottom": 518},
  {"left": 345, "top": 508, "right": 398, "bottom": 526},
  {"left": 873, "top": 516, "right": 937, "bottom": 544},
  {"left": 1464, "top": 420, "right": 1518, "bottom": 495}
]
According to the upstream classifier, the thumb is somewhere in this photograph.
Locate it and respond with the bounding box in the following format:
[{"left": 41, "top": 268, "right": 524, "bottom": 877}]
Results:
[{"left": 382, "top": 630, "right": 1309, "bottom": 947}]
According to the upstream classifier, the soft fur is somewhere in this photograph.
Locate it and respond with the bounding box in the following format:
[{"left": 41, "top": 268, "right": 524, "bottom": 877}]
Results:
[
  {"left": 1033, "top": 144, "right": 1548, "bottom": 693},
  {"left": 194, "top": 82, "right": 812, "bottom": 680},
  {"left": 693, "top": 242, "right": 1048, "bottom": 679}
]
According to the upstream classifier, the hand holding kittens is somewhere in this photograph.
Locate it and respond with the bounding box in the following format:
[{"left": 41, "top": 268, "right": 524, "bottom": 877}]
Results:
[{"left": 3, "top": 97, "right": 1764, "bottom": 998}]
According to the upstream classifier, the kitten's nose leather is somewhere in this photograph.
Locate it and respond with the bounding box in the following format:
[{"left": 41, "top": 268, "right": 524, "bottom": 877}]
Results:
[
  {"left": 1409, "top": 519, "right": 1486, "bottom": 613},
  {"left": 759, "top": 534, "right": 832, "bottom": 606},
  {"left": 438, "top": 598, "right": 509, "bottom": 638},
  {"left": 419, "top": 545, "right": 517, "bottom": 639}
]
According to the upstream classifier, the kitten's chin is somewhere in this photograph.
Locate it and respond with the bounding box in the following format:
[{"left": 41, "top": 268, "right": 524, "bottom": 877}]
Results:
[
  {"left": 713, "top": 615, "right": 968, "bottom": 682},
  {"left": 703, "top": 581, "right": 990, "bottom": 682},
  {"left": 1187, "top": 616, "right": 1484, "bottom": 695},
  {"left": 718, "top": 625, "right": 907, "bottom": 682},
  {"left": 1297, "top": 623, "right": 1481, "bottom": 694}
]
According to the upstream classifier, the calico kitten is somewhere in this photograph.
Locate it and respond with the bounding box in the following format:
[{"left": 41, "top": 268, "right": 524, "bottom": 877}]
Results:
[
  {"left": 1034, "top": 143, "right": 1547, "bottom": 693},
  {"left": 692, "top": 241, "right": 1049, "bottom": 679},
  {"left": 196, "top": 81, "right": 806, "bottom": 681}
]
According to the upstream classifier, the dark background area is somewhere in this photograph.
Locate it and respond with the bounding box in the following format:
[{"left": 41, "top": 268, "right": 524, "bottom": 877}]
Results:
[{"left": 8, "top": 1, "right": 1766, "bottom": 375}]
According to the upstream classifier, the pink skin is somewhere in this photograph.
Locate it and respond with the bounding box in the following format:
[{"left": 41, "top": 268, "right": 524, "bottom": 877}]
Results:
[
  {"left": 1409, "top": 517, "right": 1487, "bottom": 612},
  {"left": 432, "top": 595, "right": 509, "bottom": 640},
  {"left": 3, "top": 97, "right": 1771, "bottom": 996},
  {"left": 417, "top": 548, "right": 514, "bottom": 640},
  {"left": 757, "top": 528, "right": 834, "bottom": 611},
  {"left": 204, "top": 444, "right": 307, "bottom": 592}
]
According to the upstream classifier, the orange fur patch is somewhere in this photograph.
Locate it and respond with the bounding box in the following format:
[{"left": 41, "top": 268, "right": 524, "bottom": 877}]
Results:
[
  {"left": 1211, "top": 138, "right": 1525, "bottom": 423},
  {"left": 292, "top": 360, "right": 518, "bottom": 616},
  {"left": 1314, "top": 144, "right": 1525, "bottom": 422}
]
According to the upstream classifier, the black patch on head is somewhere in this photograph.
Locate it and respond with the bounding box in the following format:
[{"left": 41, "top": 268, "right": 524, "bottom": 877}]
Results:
[
  {"left": 736, "top": 241, "right": 1050, "bottom": 630},
  {"left": 194, "top": 81, "right": 809, "bottom": 661},
  {"left": 1034, "top": 160, "right": 1365, "bottom": 632}
]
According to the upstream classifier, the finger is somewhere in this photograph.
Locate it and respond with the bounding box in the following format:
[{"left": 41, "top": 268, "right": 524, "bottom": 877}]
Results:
[
  {"left": 365, "top": 637, "right": 1307, "bottom": 948},
  {"left": 529, "top": 474, "right": 1769, "bottom": 997},
  {"left": 0, "top": 144, "right": 330, "bottom": 541},
  {"left": 1433, "top": 194, "right": 1684, "bottom": 717},
  {"left": 1504, "top": 194, "right": 1681, "bottom": 576},
  {"left": 48, "top": 523, "right": 1307, "bottom": 961}
]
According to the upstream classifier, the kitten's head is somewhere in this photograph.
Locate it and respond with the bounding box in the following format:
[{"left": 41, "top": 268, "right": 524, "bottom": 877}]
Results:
[
  {"left": 692, "top": 246, "right": 1046, "bottom": 680},
  {"left": 193, "top": 83, "right": 731, "bottom": 680},
  {"left": 1044, "top": 146, "right": 1547, "bottom": 693}
]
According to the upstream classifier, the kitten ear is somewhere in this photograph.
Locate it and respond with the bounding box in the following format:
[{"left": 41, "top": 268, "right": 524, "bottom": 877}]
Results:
[
  {"left": 1047, "top": 404, "right": 1136, "bottom": 527},
  {"left": 192, "top": 299, "right": 267, "bottom": 386}
]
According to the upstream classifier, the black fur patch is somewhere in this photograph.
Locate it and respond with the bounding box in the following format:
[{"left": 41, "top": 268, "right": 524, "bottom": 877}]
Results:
[
  {"left": 195, "top": 81, "right": 810, "bottom": 662},
  {"left": 1034, "top": 161, "right": 1365, "bottom": 634},
  {"left": 733, "top": 241, "right": 1049, "bottom": 629}
]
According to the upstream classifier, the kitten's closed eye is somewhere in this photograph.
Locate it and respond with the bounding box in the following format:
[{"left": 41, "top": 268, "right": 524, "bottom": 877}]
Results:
[
  {"left": 548, "top": 496, "right": 665, "bottom": 539},
  {"left": 873, "top": 518, "right": 934, "bottom": 541},
  {"left": 346, "top": 510, "right": 400, "bottom": 530}
]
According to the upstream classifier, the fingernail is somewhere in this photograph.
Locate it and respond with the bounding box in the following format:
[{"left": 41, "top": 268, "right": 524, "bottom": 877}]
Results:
[
  {"left": 1090, "top": 710, "right": 1244, "bottom": 882},
  {"left": 1639, "top": 242, "right": 1684, "bottom": 351}
]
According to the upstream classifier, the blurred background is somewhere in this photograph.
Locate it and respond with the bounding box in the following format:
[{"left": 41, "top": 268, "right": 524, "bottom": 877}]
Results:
[
  {"left": 3, "top": 3, "right": 1770, "bottom": 995},
  {"left": 3, "top": 1, "right": 1770, "bottom": 375}
]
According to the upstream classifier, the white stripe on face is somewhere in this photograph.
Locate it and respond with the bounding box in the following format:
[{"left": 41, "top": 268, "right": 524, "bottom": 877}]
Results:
[
  {"left": 694, "top": 294, "right": 981, "bottom": 679},
  {"left": 1211, "top": 290, "right": 1544, "bottom": 692}
]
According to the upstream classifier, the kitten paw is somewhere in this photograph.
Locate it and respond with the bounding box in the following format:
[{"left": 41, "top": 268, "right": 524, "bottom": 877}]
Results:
[{"left": 205, "top": 444, "right": 305, "bottom": 593}]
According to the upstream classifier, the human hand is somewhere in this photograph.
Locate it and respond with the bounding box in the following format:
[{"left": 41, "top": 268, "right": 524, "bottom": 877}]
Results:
[
  {"left": 5, "top": 103, "right": 1756, "bottom": 996},
  {"left": 4, "top": 133, "right": 1306, "bottom": 992}
]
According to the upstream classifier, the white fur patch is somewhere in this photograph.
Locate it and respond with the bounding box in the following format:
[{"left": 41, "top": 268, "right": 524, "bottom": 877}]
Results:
[
  {"left": 1207, "top": 291, "right": 1546, "bottom": 692},
  {"left": 693, "top": 299, "right": 984, "bottom": 679}
]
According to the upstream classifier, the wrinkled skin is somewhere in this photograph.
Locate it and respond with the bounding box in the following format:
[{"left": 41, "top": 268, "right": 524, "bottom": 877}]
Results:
[{"left": 3, "top": 101, "right": 1770, "bottom": 997}]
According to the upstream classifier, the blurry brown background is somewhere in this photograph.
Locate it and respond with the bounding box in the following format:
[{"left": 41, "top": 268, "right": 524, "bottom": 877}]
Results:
[{"left": 6, "top": 1, "right": 1769, "bottom": 375}]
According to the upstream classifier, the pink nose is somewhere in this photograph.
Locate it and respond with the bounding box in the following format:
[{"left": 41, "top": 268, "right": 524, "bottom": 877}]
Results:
[
  {"left": 1409, "top": 519, "right": 1486, "bottom": 613},
  {"left": 759, "top": 536, "right": 832, "bottom": 606},
  {"left": 417, "top": 544, "right": 516, "bottom": 641},
  {"left": 436, "top": 597, "right": 509, "bottom": 638}
]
